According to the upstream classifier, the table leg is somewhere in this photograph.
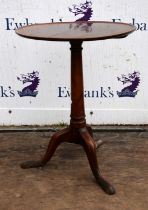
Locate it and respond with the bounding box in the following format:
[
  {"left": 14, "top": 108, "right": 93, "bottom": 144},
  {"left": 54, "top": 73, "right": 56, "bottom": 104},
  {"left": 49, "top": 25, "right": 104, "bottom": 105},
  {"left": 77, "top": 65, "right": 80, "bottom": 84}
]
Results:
[
  {"left": 20, "top": 40, "right": 115, "bottom": 195},
  {"left": 80, "top": 127, "right": 115, "bottom": 195},
  {"left": 20, "top": 127, "right": 71, "bottom": 169}
]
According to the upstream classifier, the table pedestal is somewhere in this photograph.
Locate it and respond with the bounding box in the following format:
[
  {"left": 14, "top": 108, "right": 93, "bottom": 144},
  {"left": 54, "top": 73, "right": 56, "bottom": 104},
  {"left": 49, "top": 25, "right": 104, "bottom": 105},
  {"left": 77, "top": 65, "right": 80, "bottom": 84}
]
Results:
[{"left": 21, "top": 41, "right": 115, "bottom": 195}]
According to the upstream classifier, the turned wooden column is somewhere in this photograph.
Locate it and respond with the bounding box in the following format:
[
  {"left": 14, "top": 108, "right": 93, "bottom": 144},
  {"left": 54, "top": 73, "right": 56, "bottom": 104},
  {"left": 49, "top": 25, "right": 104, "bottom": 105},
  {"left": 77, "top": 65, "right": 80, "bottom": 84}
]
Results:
[{"left": 70, "top": 41, "right": 86, "bottom": 128}]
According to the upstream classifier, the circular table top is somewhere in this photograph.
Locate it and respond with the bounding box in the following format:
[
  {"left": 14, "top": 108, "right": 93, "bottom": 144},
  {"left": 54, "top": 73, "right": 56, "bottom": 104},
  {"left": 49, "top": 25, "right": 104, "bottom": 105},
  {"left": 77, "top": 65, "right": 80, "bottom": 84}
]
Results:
[{"left": 15, "top": 21, "right": 136, "bottom": 42}]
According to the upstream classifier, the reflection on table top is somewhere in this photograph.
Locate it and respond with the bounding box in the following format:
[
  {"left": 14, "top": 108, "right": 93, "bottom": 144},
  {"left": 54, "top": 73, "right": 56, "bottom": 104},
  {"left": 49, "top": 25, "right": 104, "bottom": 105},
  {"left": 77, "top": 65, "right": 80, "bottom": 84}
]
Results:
[{"left": 15, "top": 21, "right": 136, "bottom": 42}]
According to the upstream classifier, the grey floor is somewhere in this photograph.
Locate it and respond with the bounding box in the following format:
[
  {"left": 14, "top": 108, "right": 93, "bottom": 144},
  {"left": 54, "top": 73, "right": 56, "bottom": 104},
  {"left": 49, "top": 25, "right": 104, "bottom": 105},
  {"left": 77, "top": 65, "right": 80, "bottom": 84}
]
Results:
[{"left": 0, "top": 129, "right": 147, "bottom": 210}]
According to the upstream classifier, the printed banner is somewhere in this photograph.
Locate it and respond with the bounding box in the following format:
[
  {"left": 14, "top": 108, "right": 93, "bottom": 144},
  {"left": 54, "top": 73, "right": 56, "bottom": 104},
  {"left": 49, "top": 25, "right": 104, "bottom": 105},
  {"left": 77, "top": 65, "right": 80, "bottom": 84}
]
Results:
[{"left": 0, "top": 0, "right": 148, "bottom": 125}]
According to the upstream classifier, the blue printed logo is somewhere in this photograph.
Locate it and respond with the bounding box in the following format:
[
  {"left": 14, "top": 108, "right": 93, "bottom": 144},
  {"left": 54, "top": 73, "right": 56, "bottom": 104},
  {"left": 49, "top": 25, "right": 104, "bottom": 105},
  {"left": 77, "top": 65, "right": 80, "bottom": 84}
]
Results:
[
  {"left": 17, "top": 71, "right": 40, "bottom": 97},
  {"left": 69, "top": 1, "right": 93, "bottom": 21},
  {"left": 117, "top": 71, "right": 140, "bottom": 97}
]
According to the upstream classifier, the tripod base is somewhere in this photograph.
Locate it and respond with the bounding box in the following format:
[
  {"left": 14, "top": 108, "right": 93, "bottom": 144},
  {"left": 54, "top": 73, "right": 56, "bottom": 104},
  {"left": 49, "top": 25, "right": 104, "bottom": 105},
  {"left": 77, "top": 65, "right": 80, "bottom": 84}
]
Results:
[{"left": 21, "top": 125, "right": 115, "bottom": 195}]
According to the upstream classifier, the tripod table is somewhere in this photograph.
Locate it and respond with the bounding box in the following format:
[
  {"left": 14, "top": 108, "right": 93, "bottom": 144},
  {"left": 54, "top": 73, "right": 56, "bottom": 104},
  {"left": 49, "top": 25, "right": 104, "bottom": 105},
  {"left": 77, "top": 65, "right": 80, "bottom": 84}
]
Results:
[{"left": 16, "top": 21, "right": 135, "bottom": 195}]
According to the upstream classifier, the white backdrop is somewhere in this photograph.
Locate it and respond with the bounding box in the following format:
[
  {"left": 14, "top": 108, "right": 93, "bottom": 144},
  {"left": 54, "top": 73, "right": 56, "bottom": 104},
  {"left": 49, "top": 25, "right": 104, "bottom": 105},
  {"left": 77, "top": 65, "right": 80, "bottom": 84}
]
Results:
[{"left": 0, "top": 0, "right": 148, "bottom": 125}]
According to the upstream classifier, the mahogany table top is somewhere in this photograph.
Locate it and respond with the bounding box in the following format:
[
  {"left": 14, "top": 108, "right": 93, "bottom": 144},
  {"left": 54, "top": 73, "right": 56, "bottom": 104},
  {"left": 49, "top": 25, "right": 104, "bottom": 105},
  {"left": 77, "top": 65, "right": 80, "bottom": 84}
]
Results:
[{"left": 15, "top": 21, "right": 136, "bottom": 42}]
